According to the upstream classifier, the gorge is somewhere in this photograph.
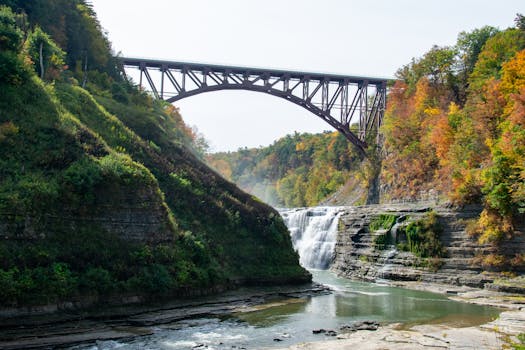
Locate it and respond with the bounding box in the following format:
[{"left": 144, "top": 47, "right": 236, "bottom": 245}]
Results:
[
  {"left": 60, "top": 206, "right": 512, "bottom": 349},
  {"left": 3, "top": 204, "right": 520, "bottom": 349},
  {"left": 2, "top": 1, "right": 525, "bottom": 349}
]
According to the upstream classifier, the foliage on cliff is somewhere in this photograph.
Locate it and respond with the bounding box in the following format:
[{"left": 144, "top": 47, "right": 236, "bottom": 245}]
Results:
[
  {"left": 206, "top": 131, "right": 363, "bottom": 207},
  {"left": 382, "top": 15, "right": 525, "bottom": 252},
  {"left": 0, "top": 3, "right": 308, "bottom": 307}
]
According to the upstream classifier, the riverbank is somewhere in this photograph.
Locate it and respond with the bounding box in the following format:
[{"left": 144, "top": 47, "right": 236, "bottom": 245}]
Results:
[
  {"left": 275, "top": 281, "right": 525, "bottom": 350},
  {"left": 0, "top": 283, "right": 330, "bottom": 349},
  {"left": 1, "top": 273, "right": 520, "bottom": 349}
]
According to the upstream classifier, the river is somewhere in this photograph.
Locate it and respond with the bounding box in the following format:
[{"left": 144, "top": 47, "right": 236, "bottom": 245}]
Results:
[{"left": 71, "top": 207, "right": 500, "bottom": 350}]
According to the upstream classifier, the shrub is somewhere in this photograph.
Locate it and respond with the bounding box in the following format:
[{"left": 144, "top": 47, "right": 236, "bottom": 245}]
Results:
[
  {"left": 129, "top": 264, "right": 173, "bottom": 294},
  {"left": 373, "top": 232, "right": 391, "bottom": 250},
  {"left": 98, "top": 153, "right": 154, "bottom": 185},
  {"left": 0, "top": 268, "right": 19, "bottom": 304},
  {"left": 79, "top": 267, "right": 114, "bottom": 295},
  {"left": 511, "top": 333, "right": 525, "bottom": 350},
  {"left": 63, "top": 157, "right": 102, "bottom": 193},
  {"left": 480, "top": 253, "right": 507, "bottom": 268},
  {"left": 399, "top": 211, "right": 445, "bottom": 258},
  {"left": 369, "top": 214, "right": 397, "bottom": 231}
]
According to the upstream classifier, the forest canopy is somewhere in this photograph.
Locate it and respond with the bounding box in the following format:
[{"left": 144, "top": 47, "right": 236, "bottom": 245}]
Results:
[{"left": 382, "top": 14, "right": 525, "bottom": 248}]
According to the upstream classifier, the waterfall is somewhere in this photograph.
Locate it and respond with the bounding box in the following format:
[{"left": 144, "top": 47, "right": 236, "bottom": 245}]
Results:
[{"left": 280, "top": 207, "right": 342, "bottom": 269}]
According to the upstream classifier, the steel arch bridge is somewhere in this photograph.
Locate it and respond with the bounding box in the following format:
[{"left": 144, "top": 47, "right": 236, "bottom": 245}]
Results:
[{"left": 121, "top": 57, "right": 387, "bottom": 157}]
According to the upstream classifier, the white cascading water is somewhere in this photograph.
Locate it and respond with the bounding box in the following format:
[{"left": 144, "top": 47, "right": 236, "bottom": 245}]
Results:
[{"left": 279, "top": 207, "right": 343, "bottom": 269}]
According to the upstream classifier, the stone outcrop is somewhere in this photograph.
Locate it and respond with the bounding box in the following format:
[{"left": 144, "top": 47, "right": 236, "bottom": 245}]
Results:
[
  {"left": 331, "top": 203, "right": 525, "bottom": 289},
  {"left": 274, "top": 308, "right": 525, "bottom": 350},
  {"left": 0, "top": 183, "right": 175, "bottom": 243}
]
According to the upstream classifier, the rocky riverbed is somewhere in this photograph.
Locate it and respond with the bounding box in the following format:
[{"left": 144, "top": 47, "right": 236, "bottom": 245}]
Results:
[
  {"left": 275, "top": 283, "right": 525, "bottom": 350},
  {"left": 0, "top": 283, "right": 330, "bottom": 349}
]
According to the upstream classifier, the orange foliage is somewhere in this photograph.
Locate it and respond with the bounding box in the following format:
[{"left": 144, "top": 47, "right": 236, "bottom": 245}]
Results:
[
  {"left": 383, "top": 30, "right": 525, "bottom": 247},
  {"left": 469, "top": 78, "right": 506, "bottom": 141},
  {"left": 499, "top": 87, "right": 525, "bottom": 157},
  {"left": 428, "top": 111, "right": 452, "bottom": 161},
  {"left": 382, "top": 79, "right": 441, "bottom": 199},
  {"left": 499, "top": 49, "right": 525, "bottom": 97},
  {"left": 414, "top": 78, "right": 432, "bottom": 113}
]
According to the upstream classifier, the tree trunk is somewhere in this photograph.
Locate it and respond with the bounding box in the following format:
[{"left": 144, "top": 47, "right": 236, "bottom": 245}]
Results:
[
  {"left": 82, "top": 52, "right": 88, "bottom": 88},
  {"left": 39, "top": 41, "right": 44, "bottom": 79}
]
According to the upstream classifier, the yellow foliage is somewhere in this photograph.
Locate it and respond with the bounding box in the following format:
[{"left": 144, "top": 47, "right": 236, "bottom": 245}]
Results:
[
  {"left": 499, "top": 49, "right": 525, "bottom": 97},
  {"left": 414, "top": 78, "right": 432, "bottom": 113},
  {"left": 448, "top": 102, "right": 460, "bottom": 116},
  {"left": 209, "top": 159, "right": 232, "bottom": 180},
  {"left": 481, "top": 254, "right": 507, "bottom": 268},
  {"left": 424, "top": 107, "right": 440, "bottom": 116},
  {"left": 295, "top": 142, "right": 306, "bottom": 152},
  {"left": 477, "top": 209, "right": 514, "bottom": 244}
]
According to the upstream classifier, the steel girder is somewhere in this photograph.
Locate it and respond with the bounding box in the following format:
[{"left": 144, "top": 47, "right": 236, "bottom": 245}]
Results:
[{"left": 121, "top": 57, "right": 387, "bottom": 157}]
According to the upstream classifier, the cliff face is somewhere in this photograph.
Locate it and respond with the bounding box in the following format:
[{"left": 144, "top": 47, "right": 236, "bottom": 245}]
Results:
[
  {"left": 0, "top": 186, "right": 175, "bottom": 243},
  {"left": 331, "top": 204, "right": 525, "bottom": 289},
  {"left": 0, "top": 3, "right": 309, "bottom": 309}
]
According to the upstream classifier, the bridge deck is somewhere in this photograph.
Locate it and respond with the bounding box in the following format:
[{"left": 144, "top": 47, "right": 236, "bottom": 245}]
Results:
[{"left": 121, "top": 57, "right": 389, "bottom": 86}]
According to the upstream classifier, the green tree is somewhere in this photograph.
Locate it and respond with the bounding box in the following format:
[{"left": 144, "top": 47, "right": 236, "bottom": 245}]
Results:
[
  {"left": 515, "top": 13, "right": 525, "bottom": 31},
  {"left": 455, "top": 26, "right": 499, "bottom": 103},
  {"left": 469, "top": 29, "right": 525, "bottom": 92},
  {"left": 0, "top": 5, "right": 22, "bottom": 51},
  {"left": 24, "top": 26, "right": 65, "bottom": 79},
  {"left": 0, "top": 5, "right": 29, "bottom": 84}
]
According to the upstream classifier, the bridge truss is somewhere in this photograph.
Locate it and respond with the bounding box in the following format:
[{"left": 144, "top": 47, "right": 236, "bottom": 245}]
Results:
[{"left": 121, "top": 57, "right": 387, "bottom": 156}]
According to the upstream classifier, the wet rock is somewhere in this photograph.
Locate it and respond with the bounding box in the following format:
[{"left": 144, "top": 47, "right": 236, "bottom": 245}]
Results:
[
  {"left": 312, "top": 329, "right": 337, "bottom": 336},
  {"left": 340, "top": 320, "right": 380, "bottom": 332},
  {"left": 273, "top": 338, "right": 283, "bottom": 342}
]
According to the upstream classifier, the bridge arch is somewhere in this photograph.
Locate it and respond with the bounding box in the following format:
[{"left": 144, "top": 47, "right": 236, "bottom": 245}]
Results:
[{"left": 121, "top": 57, "right": 387, "bottom": 157}]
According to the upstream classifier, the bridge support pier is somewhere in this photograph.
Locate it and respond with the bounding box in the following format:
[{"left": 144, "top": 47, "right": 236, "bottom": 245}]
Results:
[{"left": 365, "top": 157, "right": 381, "bottom": 205}]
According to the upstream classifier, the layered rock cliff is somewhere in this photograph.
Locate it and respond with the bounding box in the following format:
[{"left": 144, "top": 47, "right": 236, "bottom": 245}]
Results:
[{"left": 331, "top": 203, "right": 525, "bottom": 290}]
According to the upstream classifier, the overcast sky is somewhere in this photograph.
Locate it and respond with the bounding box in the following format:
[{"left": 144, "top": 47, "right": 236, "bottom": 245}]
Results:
[{"left": 90, "top": 0, "right": 523, "bottom": 152}]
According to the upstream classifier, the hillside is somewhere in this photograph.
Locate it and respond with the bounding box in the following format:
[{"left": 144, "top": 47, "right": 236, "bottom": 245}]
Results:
[
  {"left": 207, "top": 15, "right": 525, "bottom": 267},
  {"left": 0, "top": 2, "right": 308, "bottom": 308},
  {"left": 381, "top": 16, "right": 525, "bottom": 265},
  {"left": 207, "top": 131, "right": 363, "bottom": 207}
]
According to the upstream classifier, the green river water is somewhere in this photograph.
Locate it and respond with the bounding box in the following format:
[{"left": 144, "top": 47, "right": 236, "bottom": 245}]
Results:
[{"left": 74, "top": 270, "right": 500, "bottom": 350}]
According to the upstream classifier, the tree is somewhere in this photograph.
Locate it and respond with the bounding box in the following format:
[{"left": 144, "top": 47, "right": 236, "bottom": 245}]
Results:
[
  {"left": 0, "top": 5, "right": 29, "bottom": 85},
  {"left": 455, "top": 26, "right": 499, "bottom": 103},
  {"left": 468, "top": 29, "right": 525, "bottom": 92},
  {"left": 396, "top": 45, "right": 457, "bottom": 97},
  {"left": 0, "top": 5, "right": 23, "bottom": 51},
  {"left": 515, "top": 13, "right": 525, "bottom": 31},
  {"left": 8, "top": 0, "right": 118, "bottom": 79},
  {"left": 24, "top": 26, "right": 64, "bottom": 79}
]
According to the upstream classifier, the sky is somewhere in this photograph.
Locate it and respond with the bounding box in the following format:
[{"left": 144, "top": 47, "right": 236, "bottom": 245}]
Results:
[{"left": 89, "top": 0, "right": 523, "bottom": 152}]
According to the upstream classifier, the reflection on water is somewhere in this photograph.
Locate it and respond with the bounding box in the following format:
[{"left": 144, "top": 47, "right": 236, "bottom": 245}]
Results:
[{"left": 73, "top": 270, "right": 500, "bottom": 350}]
